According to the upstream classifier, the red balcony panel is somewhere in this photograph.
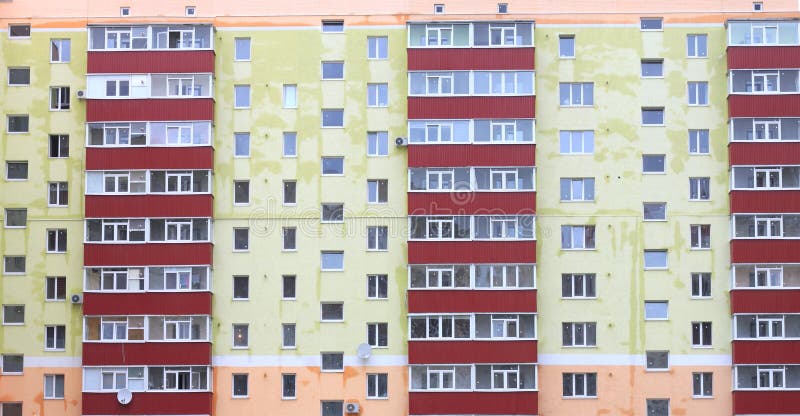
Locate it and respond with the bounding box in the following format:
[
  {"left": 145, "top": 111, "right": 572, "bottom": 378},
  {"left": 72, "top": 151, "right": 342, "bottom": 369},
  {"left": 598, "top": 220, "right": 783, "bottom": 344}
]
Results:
[
  {"left": 86, "top": 99, "right": 213, "bottom": 122},
  {"left": 409, "top": 96, "right": 535, "bottom": 119},
  {"left": 82, "top": 342, "right": 211, "bottom": 366},
  {"left": 409, "top": 391, "right": 537, "bottom": 415},
  {"left": 409, "top": 340, "right": 537, "bottom": 364},
  {"left": 731, "top": 240, "right": 800, "bottom": 263},
  {"left": 88, "top": 50, "right": 215, "bottom": 74},
  {"left": 731, "top": 191, "right": 800, "bottom": 213},
  {"left": 731, "top": 289, "right": 800, "bottom": 313},
  {"left": 728, "top": 46, "right": 800, "bottom": 69},
  {"left": 408, "top": 289, "right": 536, "bottom": 313},
  {"left": 409, "top": 192, "right": 535, "bottom": 215},
  {"left": 84, "top": 243, "right": 212, "bottom": 266},
  {"left": 408, "top": 48, "right": 534, "bottom": 71},
  {"left": 733, "top": 340, "right": 800, "bottom": 364},
  {"left": 408, "top": 241, "right": 536, "bottom": 263},
  {"left": 83, "top": 292, "right": 211, "bottom": 315},
  {"left": 733, "top": 390, "right": 800, "bottom": 414},
  {"left": 408, "top": 144, "right": 535, "bottom": 167},
  {"left": 86, "top": 195, "right": 212, "bottom": 218},
  {"left": 86, "top": 146, "right": 213, "bottom": 170},
  {"left": 82, "top": 392, "right": 211, "bottom": 415},
  {"left": 728, "top": 95, "right": 800, "bottom": 118},
  {"left": 729, "top": 142, "right": 800, "bottom": 165}
]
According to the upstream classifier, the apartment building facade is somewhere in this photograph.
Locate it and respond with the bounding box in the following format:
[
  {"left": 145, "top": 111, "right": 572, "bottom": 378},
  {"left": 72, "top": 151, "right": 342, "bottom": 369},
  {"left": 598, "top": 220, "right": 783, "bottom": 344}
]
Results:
[{"left": 1, "top": 1, "right": 799, "bottom": 416}]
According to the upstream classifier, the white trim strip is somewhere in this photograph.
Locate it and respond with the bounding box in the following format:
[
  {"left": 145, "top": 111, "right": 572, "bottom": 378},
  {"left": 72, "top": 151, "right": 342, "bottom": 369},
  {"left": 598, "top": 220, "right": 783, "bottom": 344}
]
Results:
[
  {"left": 212, "top": 354, "right": 407, "bottom": 367},
  {"left": 538, "top": 353, "right": 731, "bottom": 366},
  {"left": 24, "top": 357, "right": 82, "bottom": 367},
  {"left": 216, "top": 25, "right": 405, "bottom": 32}
]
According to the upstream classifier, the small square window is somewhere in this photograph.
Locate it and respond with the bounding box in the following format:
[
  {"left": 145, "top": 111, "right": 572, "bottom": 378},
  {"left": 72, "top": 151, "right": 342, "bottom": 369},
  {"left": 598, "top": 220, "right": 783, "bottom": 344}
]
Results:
[
  {"left": 234, "top": 38, "right": 251, "bottom": 61},
  {"left": 559, "top": 35, "right": 575, "bottom": 58},
  {"left": 185, "top": 6, "right": 197, "bottom": 16},
  {"left": 282, "top": 275, "right": 296, "bottom": 300},
  {"left": 120, "top": 7, "right": 131, "bottom": 16},
  {"left": 4, "top": 208, "right": 27, "bottom": 228},
  {"left": 233, "top": 275, "right": 249, "bottom": 300},
  {"left": 45, "top": 277, "right": 66, "bottom": 301},
  {"left": 234, "top": 85, "right": 250, "bottom": 108},
  {"left": 434, "top": 4, "right": 445, "bottom": 14},
  {"left": 8, "top": 68, "right": 30, "bottom": 86},
  {"left": 497, "top": 3, "right": 508, "bottom": 13},
  {"left": 691, "top": 273, "right": 711, "bottom": 298},
  {"left": 283, "top": 181, "right": 297, "bottom": 205},
  {"left": 640, "top": 18, "right": 663, "bottom": 31},
  {"left": 322, "top": 157, "right": 344, "bottom": 175},
  {"left": 642, "top": 108, "right": 665, "bottom": 125},
  {"left": 646, "top": 351, "right": 669, "bottom": 370},
  {"left": 50, "top": 39, "right": 71, "bottom": 63},
  {"left": 367, "top": 274, "right": 388, "bottom": 299},
  {"left": 283, "top": 227, "right": 297, "bottom": 250},
  {"left": 321, "top": 251, "right": 344, "bottom": 271},
  {"left": 642, "top": 155, "right": 665, "bottom": 173},
  {"left": 2, "top": 305, "right": 25, "bottom": 325},
  {"left": 644, "top": 250, "right": 667, "bottom": 269},
  {"left": 644, "top": 301, "right": 668, "bottom": 320},
  {"left": 367, "top": 132, "right": 389, "bottom": 156},
  {"left": 368, "top": 36, "right": 388, "bottom": 59},
  {"left": 232, "top": 374, "right": 248, "bottom": 398},
  {"left": 688, "top": 130, "right": 709, "bottom": 154},
  {"left": 44, "top": 374, "right": 65, "bottom": 399},
  {"left": 234, "top": 180, "right": 250, "bottom": 205},
  {"left": 641, "top": 59, "right": 664, "bottom": 78},
  {"left": 321, "top": 204, "right": 344, "bottom": 223},
  {"left": 322, "top": 20, "right": 344, "bottom": 33},
  {"left": 49, "top": 135, "right": 69, "bottom": 158},
  {"left": 321, "top": 303, "right": 344, "bottom": 321},
  {"left": 46, "top": 229, "right": 67, "bottom": 253},
  {"left": 3, "top": 256, "right": 25, "bottom": 274},
  {"left": 282, "top": 373, "right": 296, "bottom": 398},
  {"left": 321, "top": 352, "right": 344, "bottom": 371},
  {"left": 6, "top": 161, "right": 28, "bottom": 180},
  {"left": 282, "top": 324, "right": 296, "bottom": 348},
  {"left": 234, "top": 133, "right": 250, "bottom": 157},
  {"left": 321, "top": 109, "right": 344, "bottom": 127},
  {"left": 753, "top": 2, "right": 763, "bottom": 11},
  {"left": 283, "top": 84, "right": 298, "bottom": 108},
  {"left": 233, "top": 228, "right": 249, "bottom": 251},
  {"left": 321, "top": 62, "right": 344, "bottom": 80},
  {"left": 643, "top": 203, "right": 666, "bottom": 221},
  {"left": 9, "top": 24, "right": 31, "bottom": 38},
  {"left": 646, "top": 399, "right": 669, "bottom": 416},
  {"left": 283, "top": 132, "right": 297, "bottom": 157},
  {"left": 367, "top": 179, "right": 388, "bottom": 203},
  {"left": 7, "top": 115, "right": 30, "bottom": 133},
  {"left": 1, "top": 354, "right": 23, "bottom": 374},
  {"left": 232, "top": 324, "right": 249, "bottom": 348},
  {"left": 367, "top": 83, "right": 389, "bottom": 107}
]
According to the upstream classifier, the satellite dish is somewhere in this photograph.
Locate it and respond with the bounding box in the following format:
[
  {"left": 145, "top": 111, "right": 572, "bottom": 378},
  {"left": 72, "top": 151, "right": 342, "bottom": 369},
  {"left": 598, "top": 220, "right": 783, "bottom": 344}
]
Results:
[
  {"left": 117, "top": 388, "right": 132, "bottom": 405},
  {"left": 356, "top": 343, "right": 372, "bottom": 360}
]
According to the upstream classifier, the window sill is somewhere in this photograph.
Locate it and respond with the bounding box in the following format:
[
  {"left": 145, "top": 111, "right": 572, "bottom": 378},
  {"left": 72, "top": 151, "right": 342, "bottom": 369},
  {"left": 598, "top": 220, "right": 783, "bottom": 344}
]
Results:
[
  {"left": 641, "top": 76, "right": 665, "bottom": 79},
  {"left": 3, "top": 273, "right": 26, "bottom": 276},
  {"left": 4, "top": 226, "right": 27, "bottom": 229},
  {"left": 234, "top": 59, "right": 252, "bottom": 62},
  {"left": 688, "top": 199, "right": 711, "bottom": 202},
  {"left": 320, "top": 320, "right": 345, "bottom": 323},
  {"left": 281, "top": 297, "right": 296, "bottom": 301},
  {"left": 691, "top": 395, "right": 714, "bottom": 399},
  {"left": 321, "top": 174, "right": 345, "bottom": 177},
  {"left": 8, "top": 84, "right": 31, "bottom": 87},
  {"left": 367, "top": 397, "right": 389, "bottom": 400},
  {"left": 690, "top": 296, "right": 713, "bottom": 300},
  {"left": 561, "top": 248, "right": 597, "bottom": 251},
  {"left": 1, "top": 372, "right": 23, "bottom": 376},
  {"left": 5, "top": 179, "right": 29, "bottom": 182},
  {"left": 321, "top": 269, "right": 344, "bottom": 272},
  {"left": 367, "top": 154, "right": 389, "bottom": 158},
  {"left": 561, "top": 296, "right": 597, "bottom": 300},
  {"left": 321, "top": 126, "right": 344, "bottom": 129},
  {"left": 691, "top": 345, "right": 713, "bottom": 349},
  {"left": 281, "top": 346, "right": 297, "bottom": 350},
  {"left": 232, "top": 298, "right": 249, "bottom": 301},
  {"left": 645, "top": 368, "right": 670, "bottom": 373},
  {"left": 321, "top": 369, "right": 345, "bottom": 373},
  {"left": 688, "top": 104, "right": 710, "bottom": 107},
  {"left": 562, "top": 345, "right": 597, "bottom": 349},
  {"left": 45, "top": 299, "right": 66, "bottom": 302},
  {"left": 643, "top": 219, "right": 667, "bottom": 222},
  {"left": 367, "top": 298, "right": 389, "bottom": 301},
  {"left": 559, "top": 56, "right": 576, "bottom": 60},
  {"left": 43, "top": 397, "right": 64, "bottom": 401},
  {"left": 644, "top": 318, "right": 670, "bottom": 321},
  {"left": 282, "top": 155, "right": 298, "bottom": 158},
  {"left": 232, "top": 346, "right": 249, "bottom": 350},
  {"left": 6, "top": 132, "right": 31, "bottom": 135},
  {"left": 641, "top": 124, "right": 666, "bottom": 127},
  {"left": 2, "top": 323, "right": 25, "bottom": 326},
  {"left": 233, "top": 155, "right": 251, "bottom": 158},
  {"left": 644, "top": 267, "right": 668, "bottom": 271},
  {"left": 282, "top": 396, "right": 297, "bottom": 400},
  {"left": 231, "top": 396, "right": 249, "bottom": 399},
  {"left": 366, "top": 249, "right": 388, "bottom": 252},
  {"left": 562, "top": 396, "right": 597, "bottom": 400},
  {"left": 687, "top": 56, "right": 708, "bottom": 59},
  {"left": 46, "top": 251, "right": 66, "bottom": 254},
  {"left": 689, "top": 153, "right": 711, "bottom": 156},
  {"left": 690, "top": 247, "right": 711, "bottom": 251},
  {"left": 232, "top": 249, "right": 250, "bottom": 253},
  {"left": 282, "top": 249, "right": 297, "bottom": 252},
  {"left": 44, "top": 349, "right": 66, "bottom": 352}
]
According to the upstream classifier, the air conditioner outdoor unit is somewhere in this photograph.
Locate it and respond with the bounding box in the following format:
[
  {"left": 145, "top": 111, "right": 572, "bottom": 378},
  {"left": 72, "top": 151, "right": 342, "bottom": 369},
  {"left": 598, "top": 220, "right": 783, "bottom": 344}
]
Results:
[
  {"left": 395, "top": 137, "right": 408, "bottom": 146},
  {"left": 345, "top": 402, "right": 360, "bottom": 414},
  {"left": 71, "top": 293, "right": 83, "bottom": 304},
  {"left": 76, "top": 90, "right": 87, "bottom": 99}
]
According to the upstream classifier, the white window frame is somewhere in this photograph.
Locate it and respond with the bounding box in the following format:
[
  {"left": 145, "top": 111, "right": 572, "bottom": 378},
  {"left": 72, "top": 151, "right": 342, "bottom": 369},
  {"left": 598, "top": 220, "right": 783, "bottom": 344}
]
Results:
[
  {"left": 367, "top": 83, "right": 389, "bottom": 107},
  {"left": 687, "top": 34, "right": 708, "bottom": 57},
  {"left": 562, "top": 273, "right": 596, "bottom": 298},
  {"left": 367, "top": 373, "right": 388, "bottom": 399},
  {"left": 691, "top": 273, "right": 712, "bottom": 298},
  {"left": 689, "top": 177, "right": 710, "bottom": 200},
  {"left": 689, "top": 129, "right": 710, "bottom": 154},
  {"left": 561, "top": 178, "right": 595, "bottom": 202},
  {"left": 688, "top": 81, "right": 709, "bottom": 105},
  {"left": 367, "top": 322, "right": 388, "bottom": 348},
  {"left": 367, "top": 274, "right": 388, "bottom": 299},
  {"left": 563, "top": 372, "right": 597, "bottom": 398},
  {"left": 561, "top": 225, "right": 596, "bottom": 250},
  {"left": 367, "top": 36, "right": 388, "bottom": 59},
  {"left": 562, "top": 322, "right": 596, "bottom": 347},
  {"left": 559, "top": 82, "right": 593, "bottom": 107},
  {"left": 690, "top": 224, "right": 711, "bottom": 249}
]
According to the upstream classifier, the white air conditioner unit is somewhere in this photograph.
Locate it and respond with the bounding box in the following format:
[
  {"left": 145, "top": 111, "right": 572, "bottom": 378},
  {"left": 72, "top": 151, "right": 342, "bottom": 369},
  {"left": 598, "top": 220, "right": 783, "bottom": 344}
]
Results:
[
  {"left": 395, "top": 137, "right": 408, "bottom": 147},
  {"left": 345, "top": 402, "right": 360, "bottom": 414},
  {"left": 71, "top": 293, "right": 83, "bottom": 304},
  {"left": 76, "top": 90, "right": 87, "bottom": 99}
]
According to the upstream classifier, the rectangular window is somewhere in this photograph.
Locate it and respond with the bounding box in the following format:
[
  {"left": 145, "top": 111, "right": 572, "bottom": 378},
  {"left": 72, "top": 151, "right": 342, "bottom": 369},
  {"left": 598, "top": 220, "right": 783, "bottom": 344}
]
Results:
[
  {"left": 561, "top": 273, "right": 596, "bottom": 298},
  {"left": 45, "top": 325, "right": 66, "bottom": 350},
  {"left": 642, "top": 155, "right": 666, "bottom": 173},
  {"left": 321, "top": 61, "right": 344, "bottom": 80},
  {"left": 48, "top": 182, "right": 68, "bottom": 206},
  {"left": 560, "top": 178, "right": 595, "bottom": 201},
  {"left": 9, "top": 24, "right": 31, "bottom": 38},
  {"left": 49, "top": 135, "right": 69, "bottom": 158},
  {"left": 234, "top": 85, "right": 250, "bottom": 108},
  {"left": 0, "top": 403, "right": 22, "bottom": 416},
  {"left": 321, "top": 109, "right": 344, "bottom": 127},
  {"left": 693, "top": 372, "right": 713, "bottom": 397},
  {"left": 641, "top": 18, "right": 663, "bottom": 30},
  {"left": 367, "top": 83, "right": 389, "bottom": 107},
  {"left": 647, "top": 399, "right": 669, "bottom": 416},
  {"left": 45, "top": 277, "right": 66, "bottom": 301},
  {"left": 282, "top": 275, "right": 296, "bottom": 300},
  {"left": 283, "top": 132, "right": 297, "bottom": 157},
  {"left": 562, "top": 322, "right": 596, "bottom": 347},
  {"left": 282, "top": 323, "right": 296, "bottom": 348},
  {"left": 321, "top": 204, "right": 344, "bottom": 223},
  {"left": 321, "top": 352, "right": 344, "bottom": 371},
  {"left": 49, "top": 86, "right": 70, "bottom": 110},
  {"left": 644, "top": 301, "right": 669, "bottom": 320},
  {"left": 367, "top": 373, "right": 389, "bottom": 398},
  {"left": 232, "top": 324, "right": 249, "bottom": 348},
  {"left": 321, "top": 157, "right": 344, "bottom": 175},
  {"left": 561, "top": 225, "right": 596, "bottom": 250},
  {"left": 282, "top": 373, "right": 296, "bottom": 398},
  {"left": 642, "top": 108, "right": 665, "bottom": 125},
  {"left": 367, "top": 322, "right": 388, "bottom": 347},
  {"left": 691, "top": 273, "right": 711, "bottom": 298},
  {"left": 104, "top": 79, "right": 130, "bottom": 97},
  {"left": 367, "top": 132, "right": 389, "bottom": 156},
  {"left": 367, "top": 179, "right": 388, "bottom": 203},
  {"left": 8, "top": 67, "right": 30, "bottom": 86},
  {"left": 44, "top": 374, "right": 65, "bottom": 399},
  {"left": 687, "top": 34, "right": 708, "bottom": 57},
  {"left": 641, "top": 59, "right": 664, "bottom": 77},
  {"left": 234, "top": 38, "right": 251, "bottom": 60},
  {"left": 643, "top": 203, "right": 666, "bottom": 221},
  {"left": 559, "top": 35, "right": 575, "bottom": 58},
  {"left": 367, "top": 274, "right": 388, "bottom": 299},
  {"left": 283, "top": 181, "right": 297, "bottom": 204},
  {"left": 3, "top": 256, "right": 25, "bottom": 274},
  {"left": 644, "top": 250, "right": 668, "bottom": 269},
  {"left": 233, "top": 275, "right": 249, "bottom": 300},
  {"left": 2, "top": 305, "right": 24, "bottom": 325},
  {"left": 7, "top": 115, "right": 29, "bottom": 133},
  {"left": 473, "top": 71, "right": 534, "bottom": 95},
  {"left": 51, "top": 39, "right": 71, "bottom": 63},
  {"left": 321, "top": 252, "right": 344, "bottom": 271},
  {"left": 559, "top": 82, "right": 594, "bottom": 106},
  {"left": 6, "top": 162, "right": 28, "bottom": 180},
  {"left": 233, "top": 228, "right": 249, "bottom": 251},
  {"left": 234, "top": 132, "right": 250, "bottom": 157},
  {"left": 688, "top": 81, "right": 709, "bottom": 105},
  {"left": 562, "top": 373, "right": 597, "bottom": 397},
  {"left": 233, "top": 180, "right": 250, "bottom": 205},
  {"left": 321, "top": 303, "right": 344, "bottom": 321},
  {"left": 232, "top": 374, "right": 248, "bottom": 398},
  {"left": 368, "top": 36, "right": 388, "bottom": 59},
  {"left": 1, "top": 354, "right": 23, "bottom": 374},
  {"left": 690, "top": 225, "right": 711, "bottom": 249},
  {"left": 689, "top": 130, "right": 710, "bottom": 154},
  {"left": 283, "top": 84, "right": 297, "bottom": 108},
  {"left": 367, "top": 226, "right": 388, "bottom": 250},
  {"left": 559, "top": 130, "right": 594, "bottom": 154},
  {"left": 409, "top": 315, "right": 472, "bottom": 340},
  {"left": 689, "top": 177, "right": 710, "bottom": 200},
  {"left": 322, "top": 20, "right": 344, "bottom": 33},
  {"left": 283, "top": 227, "right": 297, "bottom": 250},
  {"left": 46, "top": 229, "right": 67, "bottom": 253},
  {"left": 692, "top": 322, "right": 712, "bottom": 347},
  {"left": 4, "top": 208, "right": 26, "bottom": 228},
  {"left": 646, "top": 351, "right": 669, "bottom": 370}
]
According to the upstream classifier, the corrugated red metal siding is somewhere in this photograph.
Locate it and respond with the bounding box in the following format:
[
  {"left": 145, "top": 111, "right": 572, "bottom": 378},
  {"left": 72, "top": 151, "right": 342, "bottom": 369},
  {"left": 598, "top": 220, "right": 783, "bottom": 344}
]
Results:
[
  {"left": 408, "top": 289, "right": 536, "bottom": 313},
  {"left": 729, "top": 142, "right": 800, "bottom": 165},
  {"left": 86, "top": 99, "right": 214, "bottom": 122},
  {"left": 408, "top": 47, "right": 535, "bottom": 70},
  {"left": 409, "top": 391, "right": 537, "bottom": 415},
  {"left": 733, "top": 391, "right": 800, "bottom": 415},
  {"left": 728, "top": 95, "right": 800, "bottom": 117},
  {"left": 408, "top": 96, "right": 535, "bottom": 119},
  {"left": 85, "top": 195, "right": 213, "bottom": 218},
  {"left": 408, "top": 241, "right": 536, "bottom": 263},
  {"left": 86, "top": 147, "right": 214, "bottom": 170},
  {"left": 82, "top": 392, "right": 212, "bottom": 415},
  {"left": 409, "top": 340, "right": 537, "bottom": 364},
  {"left": 408, "top": 192, "right": 535, "bottom": 215},
  {"left": 82, "top": 292, "right": 212, "bottom": 315},
  {"left": 408, "top": 144, "right": 535, "bottom": 167},
  {"left": 728, "top": 46, "right": 800, "bottom": 69},
  {"left": 731, "top": 240, "right": 800, "bottom": 263},
  {"left": 88, "top": 50, "right": 215, "bottom": 74},
  {"left": 731, "top": 191, "right": 800, "bottom": 213},
  {"left": 84, "top": 243, "right": 213, "bottom": 266},
  {"left": 82, "top": 342, "right": 211, "bottom": 366},
  {"left": 733, "top": 340, "right": 800, "bottom": 363},
  {"left": 730, "top": 289, "right": 800, "bottom": 313}
]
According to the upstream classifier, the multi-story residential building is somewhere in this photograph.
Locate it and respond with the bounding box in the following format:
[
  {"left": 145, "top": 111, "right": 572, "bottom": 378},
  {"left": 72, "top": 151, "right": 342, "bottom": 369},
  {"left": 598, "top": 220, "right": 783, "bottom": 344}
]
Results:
[{"left": 1, "top": 2, "right": 799, "bottom": 416}]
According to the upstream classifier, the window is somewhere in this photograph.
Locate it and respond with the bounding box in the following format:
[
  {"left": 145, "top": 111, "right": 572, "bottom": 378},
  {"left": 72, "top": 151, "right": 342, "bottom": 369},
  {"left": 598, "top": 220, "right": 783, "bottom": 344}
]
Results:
[
  {"left": 322, "top": 20, "right": 344, "bottom": 33},
  {"left": 6, "top": 162, "right": 28, "bottom": 180},
  {"left": 693, "top": 372, "right": 713, "bottom": 397},
  {"left": 8, "top": 68, "right": 30, "bottom": 86},
  {"left": 688, "top": 81, "right": 709, "bottom": 105},
  {"left": 367, "top": 274, "right": 388, "bottom": 299},
  {"left": 367, "top": 179, "right": 388, "bottom": 203},
  {"left": 2, "top": 305, "right": 24, "bottom": 325},
  {"left": 561, "top": 273, "right": 596, "bottom": 298},
  {"left": 647, "top": 399, "right": 669, "bottom": 416},
  {"left": 753, "top": 1, "right": 763, "bottom": 11},
  {"left": 49, "top": 135, "right": 69, "bottom": 158},
  {"left": 232, "top": 324, "right": 249, "bottom": 348},
  {"left": 367, "top": 83, "right": 389, "bottom": 107},
  {"left": 368, "top": 36, "right": 388, "bottom": 59},
  {"left": 321, "top": 204, "right": 344, "bottom": 223},
  {"left": 233, "top": 275, "right": 249, "bottom": 300},
  {"left": 283, "top": 84, "right": 297, "bottom": 108},
  {"left": 283, "top": 227, "right": 297, "bottom": 250},
  {"left": 644, "top": 250, "right": 667, "bottom": 269},
  {"left": 7, "top": 115, "right": 29, "bottom": 133},
  {"left": 44, "top": 374, "right": 65, "bottom": 399},
  {"left": 473, "top": 71, "right": 534, "bottom": 95},
  {"left": 559, "top": 82, "right": 593, "bottom": 106},
  {"left": 321, "top": 109, "right": 344, "bottom": 127},
  {"left": 692, "top": 322, "right": 712, "bottom": 347},
  {"left": 48, "top": 182, "right": 68, "bottom": 206},
  {"left": 234, "top": 38, "right": 250, "bottom": 60},
  {"left": 120, "top": 7, "right": 130, "bottom": 16},
  {"left": 560, "top": 178, "right": 595, "bottom": 201},
  {"left": 52, "top": 73, "right": 90, "bottom": 103},
  {"left": 642, "top": 108, "right": 665, "bottom": 125},
  {"left": 3, "top": 256, "right": 25, "bottom": 274},
  {"left": 558, "top": 35, "right": 576, "bottom": 58},
  {"left": 1, "top": 403, "right": 22, "bottom": 416},
  {"left": 690, "top": 225, "right": 711, "bottom": 249},
  {"left": 687, "top": 34, "right": 708, "bottom": 57},
  {"left": 9, "top": 24, "right": 31, "bottom": 38},
  {"left": 561, "top": 225, "right": 595, "bottom": 249},
  {"left": 282, "top": 323, "right": 296, "bottom": 348},
  {"left": 497, "top": 3, "right": 508, "bottom": 13},
  {"left": 45, "top": 325, "right": 66, "bottom": 350},
  {"left": 105, "top": 79, "right": 130, "bottom": 97},
  {"left": 559, "top": 130, "right": 594, "bottom": 154},
  {"left": 367, "top": 226, "right": 388, "bottom": 251},
  {"left": 641, "top": 59, "right": 664, "bottom": 77},
  {"left": 409, "top": 315, "right": 471, "bottom": 340},
  {"left": 562, "top": 322, "right": 596, "bottom": 347},
  {"left": 50, "top": 39, "right": 71, "bottom": 63},
  {"left": 368, "top": 323, "right": 388, "bottom": 347},
  {"left": 321, "top": 303, "right": 344, "bottom": 321},
  {"left": 283, "top": 181, "right": 297, "bottom": 204},
  {"left": 691, "top": 273, "right": 711, "bottom": 298},
  {"left": 644, "top": 301, "right": 668, "bottom": 320},
  {"left": 646, "top": 351, "right": 669, "bottom": 370},
  {"left": 688, "top": 130, "right": 709, "bottom": 154},
  {"left": 321, "top": 61, "right": 344, "bottom": 80},
  {"left": 282, "top": 373, "right": 296, "bottom": 398},
  {"left": 234, "top": 132, "right": 250, "bottom": 157},
  {"left": 367, "top": 132, "right": 389, "bottom": 156},
  {"left": 641, "top": 18, "right": 663, "bottom": 30},
  {"left": 46, "top": 229, "right": 67, "bottom": 253},
  {"left": 321, "top": 352, "right": 344, "bottom": 371},
  {"left": 234, "top": 85, "right": 250, "bottom": 108},
  {"left": 185, "top": 6, "right": 196, "bottom": 16},
  {"left": 1, "top": 354, "right": 23, "bottom": 374},
  {"left": 367, "top": 373, "right": 388, "bottom": 398},
  {"left": 643, "top": 203, "right": 666, "bottom": 221},
  {"left": 689, "top": 177, "right": 710, "bottom": 200},
  {"left": 283, "top": 132, "right": 297, "bottom": 157},
  {"left": 234, "top": 180, "right": 250, "bottom": 205},
  {"left": 321, "top": 252, "right": 344, "bottom": 271},
  {"left": 642, "top": 155, "right": 665, "bottom": 173},
  {"left": 43, "top": 276, "right": 66, "bottom": 301},
  {"left": 233, "top": 228, "right": 249, "bottom": 251},
  {"left": 232, "top": 374, "right": 248, "bottom": 398},
  {"left": 433, "top": 4, "right": 445, "bottom": 13},
  {"left": 272, "top": 274, "right": 293, "bottom": 300},
  {"left": 562, "top": 373, "right": 597, "bottom": 398},
  {"left": 4, "top": 208, "right": 26, "bottom": 228}
]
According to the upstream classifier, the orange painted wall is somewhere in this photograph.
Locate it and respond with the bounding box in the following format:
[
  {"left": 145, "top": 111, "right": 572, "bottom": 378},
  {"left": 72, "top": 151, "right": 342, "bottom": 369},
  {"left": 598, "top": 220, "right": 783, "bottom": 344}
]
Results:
[{"left": 0, "top": 367, "right": 82, "bottom": 416}]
